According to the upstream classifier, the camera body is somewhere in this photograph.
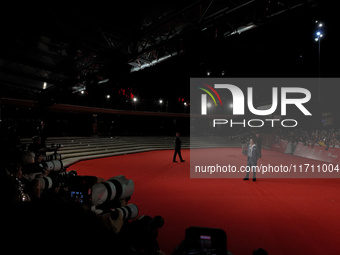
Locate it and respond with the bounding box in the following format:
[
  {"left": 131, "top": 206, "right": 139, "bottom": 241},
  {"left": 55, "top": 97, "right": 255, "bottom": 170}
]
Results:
[
  {"left": 184, "top": 227, "right": 227, "bottom": 255},
  {"left": 69, "top": 175, "right": 98, "bottom": 204},
  {"left": 123, "top": 215, "right": 165, "bottom": 255}
]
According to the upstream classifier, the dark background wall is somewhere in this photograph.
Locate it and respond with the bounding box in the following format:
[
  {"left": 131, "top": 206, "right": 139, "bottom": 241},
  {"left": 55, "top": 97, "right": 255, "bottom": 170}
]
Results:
[{"left": 0, "top": 104, "right": 189, "bottom": 138}]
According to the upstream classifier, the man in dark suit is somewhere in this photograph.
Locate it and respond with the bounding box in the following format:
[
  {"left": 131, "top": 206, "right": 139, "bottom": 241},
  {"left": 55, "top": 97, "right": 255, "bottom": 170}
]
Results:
[
  {"left": 173, "top": 132, "right": 185, "bottom": 162},
  {"left": 37, "top": 120, "right": 47, "bottom": 147},
  {"left": 243, "top": 138, "right": 259, "bottom": 181}
]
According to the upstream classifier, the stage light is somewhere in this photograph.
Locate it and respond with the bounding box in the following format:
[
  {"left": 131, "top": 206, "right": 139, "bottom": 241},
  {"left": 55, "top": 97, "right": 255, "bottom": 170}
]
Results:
[
  {"left": 81, "top": 90, "right": 85, "bottom": 94},
  {"left": 159, "top": 99, "right": 163, "bottom": 104},
  {"left": 314, "top": 21, "right": 325, "bottom": 96},
  {"left": 133, "top": 97, "right": 137, "bottom": 102},
  {"left": 314, "top": 25, "right": 324, "bottom": 42},
  {"left": 43, "top": 82, "right": 47, "bottom": 90},
  {"left": 184, "top": 102, "right": 187, "bottom": 106},
  {"left": 106, "top": 94, "right": 110, "bottom": 99}
]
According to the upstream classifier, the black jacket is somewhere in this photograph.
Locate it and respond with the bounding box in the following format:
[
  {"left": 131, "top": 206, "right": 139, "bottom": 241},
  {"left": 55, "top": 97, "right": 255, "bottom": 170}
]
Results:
[{"left": 174, "top": 136, "right": 182, "bottom": 149}]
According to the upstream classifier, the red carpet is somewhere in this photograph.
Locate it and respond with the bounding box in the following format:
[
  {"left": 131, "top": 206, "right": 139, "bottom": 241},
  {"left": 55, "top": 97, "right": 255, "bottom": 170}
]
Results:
[{"left": 70, "top": 148, "right": 340, "bottom": 255}]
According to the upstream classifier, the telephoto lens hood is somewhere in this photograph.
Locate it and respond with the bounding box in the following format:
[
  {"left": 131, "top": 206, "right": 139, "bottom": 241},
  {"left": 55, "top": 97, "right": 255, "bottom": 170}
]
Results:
[{"left": 91, "top": 175, "right": 135, "bottom": 206}]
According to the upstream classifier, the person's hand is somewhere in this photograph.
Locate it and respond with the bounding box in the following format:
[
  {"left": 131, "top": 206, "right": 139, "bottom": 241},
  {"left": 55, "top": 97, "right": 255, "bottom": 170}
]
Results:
[{"left": 101, "top": 211, "right": 124, "bottom": 234}]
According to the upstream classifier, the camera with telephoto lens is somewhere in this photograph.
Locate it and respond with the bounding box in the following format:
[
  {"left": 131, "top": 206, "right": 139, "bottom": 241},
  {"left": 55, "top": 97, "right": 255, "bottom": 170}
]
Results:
[
  {"left": 108, "top": 203, "right": 139, "bottom": 221},
  {"left": 68, "top": 175, "right": 98, "bottom": 204},
  {"left": 89, "top": 175, "right": 139, "bottom": 222},
  {"left": 39, "top": 172, "right": 139, "bottom": 226},
  {"left": 42, "top": 153, "right": 62, "bottom": 161},
  {"left": 39, "top": 160, "right": 64, "bottom": 172},
  {"left": 36, "top": 169, "right": 78, "bottom": 191},
  {"left": 50, "top": 143, "right": 63, "bottom": 150},
  {"left": 35, "top": 169, "right": 99, "bottom": 204},
  {"left": 91, "top": 175, "right": 135, "bottom": 206},
  {"left": 66, "top": 174, "right": 136, "bottom": 212}
]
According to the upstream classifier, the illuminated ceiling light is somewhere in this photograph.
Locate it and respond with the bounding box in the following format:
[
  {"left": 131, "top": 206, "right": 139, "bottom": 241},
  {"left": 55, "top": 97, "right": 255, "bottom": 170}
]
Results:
[
  {"left": 314, "top": 21, "right": 325, "bottom": 42},
  {"left": 130, "top": 52, "right": 178, "bottom": 72},
  {"left": 98, "top": 78, "right": 109, "bottom": 84},
  {"left": 226, "top": 23, "right": 257, "bottom": 37}
]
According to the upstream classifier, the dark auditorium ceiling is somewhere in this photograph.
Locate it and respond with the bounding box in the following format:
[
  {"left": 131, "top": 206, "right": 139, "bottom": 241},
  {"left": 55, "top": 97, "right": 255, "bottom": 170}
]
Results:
[{"left": 0, "top": 0, "right": 332, "bottom": 104}]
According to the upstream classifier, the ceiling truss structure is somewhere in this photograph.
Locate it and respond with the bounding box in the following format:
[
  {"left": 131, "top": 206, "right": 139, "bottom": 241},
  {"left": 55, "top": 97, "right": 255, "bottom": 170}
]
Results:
[
  {"left": 0, "top": 0, "right": 320, "bottom": 100},
  {"left": 123, "top": 0, "right": 320, "bottom": 72}
]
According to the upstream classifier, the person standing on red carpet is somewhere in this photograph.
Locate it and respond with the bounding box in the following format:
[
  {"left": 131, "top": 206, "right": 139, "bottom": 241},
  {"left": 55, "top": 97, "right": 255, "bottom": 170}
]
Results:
[
  {"left": 243, "top": 138, "right": 259, "bottom": 181},
  {"left": 254, "top": 133, "right": 262, "bottom": 158},
  {"left": 173, "top": 132, "right": 185, "bottom": 162}
]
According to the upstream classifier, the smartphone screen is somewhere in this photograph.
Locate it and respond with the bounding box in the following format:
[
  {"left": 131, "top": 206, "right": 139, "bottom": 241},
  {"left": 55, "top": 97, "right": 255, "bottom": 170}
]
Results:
[
  {"left": 200, "top": 235, "right": 212, "bottom": 250},
  {"left": 185, "top": 227, "right": 227, "bottom": 255}
]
